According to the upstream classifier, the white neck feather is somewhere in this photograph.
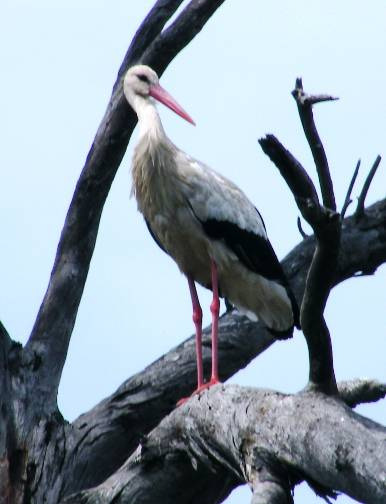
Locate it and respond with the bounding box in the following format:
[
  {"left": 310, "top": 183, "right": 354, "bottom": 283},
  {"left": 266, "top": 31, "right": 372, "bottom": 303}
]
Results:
[{"left": 133, "top": 96, "right": 165, "bottom": 142}]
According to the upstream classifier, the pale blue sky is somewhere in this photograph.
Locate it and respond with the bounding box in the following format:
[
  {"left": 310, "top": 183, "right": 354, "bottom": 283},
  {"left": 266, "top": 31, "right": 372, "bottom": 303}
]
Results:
[{"left": 1, "top": 1, "right": 385, "bottom": 503}]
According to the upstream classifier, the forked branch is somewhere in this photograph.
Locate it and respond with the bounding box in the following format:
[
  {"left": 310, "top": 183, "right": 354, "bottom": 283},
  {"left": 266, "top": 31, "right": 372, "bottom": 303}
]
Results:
[
  {"left": 292, "top": 77, "right": 337, "bottom": 211},
  {"left": 259, "top": 131, "right": 339, "bottom": 394}
]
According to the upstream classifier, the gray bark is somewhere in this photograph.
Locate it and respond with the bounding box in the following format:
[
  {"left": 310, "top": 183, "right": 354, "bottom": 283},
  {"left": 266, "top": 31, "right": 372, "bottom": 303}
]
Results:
[
  {"left": 62, "top": 386, "right": 385, "bottom": 504},
  {"left": 1, "top": 1, "right": 385, "bottom": 503},
  {"left": 0, "top": 200, "right": 385, "bottom": 503},
  {"left": 60, "top": 198, "right": 386, "bottom": 498}
]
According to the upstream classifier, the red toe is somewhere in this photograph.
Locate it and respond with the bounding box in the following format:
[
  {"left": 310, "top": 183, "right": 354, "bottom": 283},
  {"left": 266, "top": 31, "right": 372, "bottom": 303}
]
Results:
[{"left": 176, "top": 379, "right": 221, "bottom": 406}]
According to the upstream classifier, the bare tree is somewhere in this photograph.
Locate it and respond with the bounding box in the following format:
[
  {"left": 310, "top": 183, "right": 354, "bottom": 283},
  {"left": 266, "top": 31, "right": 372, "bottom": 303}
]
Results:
[{"left": 1, "top": 2, "right": 385, "bottom": 503}]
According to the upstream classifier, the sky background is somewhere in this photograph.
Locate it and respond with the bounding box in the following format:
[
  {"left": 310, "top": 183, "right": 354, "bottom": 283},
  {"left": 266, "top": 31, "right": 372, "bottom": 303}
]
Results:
[{"left": 1, "top": 1, "right": 385, "bottom": 503}]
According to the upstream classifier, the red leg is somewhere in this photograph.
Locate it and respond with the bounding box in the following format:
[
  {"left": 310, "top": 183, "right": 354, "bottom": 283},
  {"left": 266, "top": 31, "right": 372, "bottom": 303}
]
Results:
[
  {"left": 177, "top": 265, "right": 221, "bottom": 406},
  {"left": 177, "top": 277, "right": 203, "bottom": 406},
  {"left": 187, "top": 276, "right": 203, "bottom": 388},
  {"left": 209, "top": 259, "right": 220, "bottom": 385}
]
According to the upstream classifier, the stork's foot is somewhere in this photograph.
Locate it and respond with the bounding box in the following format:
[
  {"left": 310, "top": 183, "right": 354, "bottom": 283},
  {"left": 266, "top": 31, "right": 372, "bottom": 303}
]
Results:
[{"left": 177, "top": 378, "right": 221, "bottom": 406}]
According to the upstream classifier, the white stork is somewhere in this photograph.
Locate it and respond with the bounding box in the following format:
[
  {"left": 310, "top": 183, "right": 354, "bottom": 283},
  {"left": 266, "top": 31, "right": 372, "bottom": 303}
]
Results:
[{"left": 123, "top": 65, "right": 300, "bottom": 402}]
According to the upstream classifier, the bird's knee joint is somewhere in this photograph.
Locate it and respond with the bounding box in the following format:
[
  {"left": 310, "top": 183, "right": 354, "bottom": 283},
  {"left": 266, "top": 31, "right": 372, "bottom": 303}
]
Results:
[
  {"left": 192, "top": 308, "right": 202, "bottom": 325},
  {"left": 210, "top": 299, "right": 220, "bottom": 316}
]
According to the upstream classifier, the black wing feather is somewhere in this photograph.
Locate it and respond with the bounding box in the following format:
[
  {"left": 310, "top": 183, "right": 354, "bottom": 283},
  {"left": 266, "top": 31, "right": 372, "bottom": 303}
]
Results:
[
  {"left": 198, "top": 215, "right": 300, "bottom": 330},
  {"left": 200, "top": 218, "right": 286, "bottom": 284}
]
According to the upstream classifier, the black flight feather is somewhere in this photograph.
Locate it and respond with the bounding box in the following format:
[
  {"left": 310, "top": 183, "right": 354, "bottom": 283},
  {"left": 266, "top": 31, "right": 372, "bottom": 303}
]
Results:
[
  {"left": 197, "top": 214, "right": 300, "bottom": 331},
  {"left": 199, "top": 218, "right": 286, "bottom": 283}
]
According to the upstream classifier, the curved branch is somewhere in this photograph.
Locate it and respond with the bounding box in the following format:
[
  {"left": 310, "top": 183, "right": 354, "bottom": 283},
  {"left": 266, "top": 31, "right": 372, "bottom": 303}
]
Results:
[
  {"left": 24, "top": 0, "right": 227, "bottom": 409},
  {"left": 258, "top": 134, "right": 319, "bottom": 204},
  {"left": 115, "top": 0, "right": 185, "bottom": 86},
  {"left": 62, "top": 385, "right": 386, "bottom": 504},
  {"left": 292, "top": 77, "right": 337, "bottom": 211},
  {"left": 251, "top": 484, "right": 292, "bottom": 504},
  {"left": 59, "top": 198, "right": 386, "bottom": 495},
  {"left": 250, "top": 463, "right": 294, "bottom": 504},
  {"left": 259, "top": 134, "right": 340, "bottom": 394},
  {"left": 141, "top": 0, "right": 226, "bottom": 75}
]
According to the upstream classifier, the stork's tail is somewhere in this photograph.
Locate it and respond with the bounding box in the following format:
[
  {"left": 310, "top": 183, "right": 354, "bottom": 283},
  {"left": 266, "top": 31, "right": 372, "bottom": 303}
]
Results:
[
  {"left": 268, "top": 285, "right": 300, "bottom": 340},
  {"left": 266, "top": 325, "right": 295, "bottom": 340}
]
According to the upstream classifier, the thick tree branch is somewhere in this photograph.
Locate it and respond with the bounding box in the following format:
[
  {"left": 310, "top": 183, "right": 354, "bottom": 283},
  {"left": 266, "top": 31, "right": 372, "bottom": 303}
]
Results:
[
  {"left": 251, "top": 484, "right": 292, "bottom": 504},
  {"left": 301, "top": 225, "right": 339, "bottom": 394},
  {"left": 62, "top": 385, "right": 386, "bottom": 504},
  {"left": 292, "top": 78, "right": 337, "bottom": 211},
  {"left": 250, "top": 464, "right": 293, "bottom": 504},
  {"left": 24, "top": 0, "right": 226, "bottom": 409},
  {"left": 258, "top": 134, "right": 319, "bottom": 204},
  {"left": 141, "top": 0, "right": 226, "bottom": 75},
  {"left": 58, "top": 198, "right": 386, "bottom": 496},
  {"left": 115, "top": 0, "right": 185, "bottom": 87},
  {"left": 259, "top": 134, "right": 340, "bottom": 394},
  {"left": 337, "top": 198, "right": 386, "bottom": 281}
]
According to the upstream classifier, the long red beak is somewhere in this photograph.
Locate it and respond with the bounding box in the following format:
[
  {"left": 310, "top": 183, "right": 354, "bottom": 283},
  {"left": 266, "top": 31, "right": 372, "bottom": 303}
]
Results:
[{"left": 149, "top": 84, "right": 195, "bottom": 126}]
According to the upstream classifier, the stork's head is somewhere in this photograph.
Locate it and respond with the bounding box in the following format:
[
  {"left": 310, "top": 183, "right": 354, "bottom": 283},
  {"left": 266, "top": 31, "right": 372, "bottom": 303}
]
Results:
[{"left": 123, "top": 65, "right": 195, "bottom": 125}]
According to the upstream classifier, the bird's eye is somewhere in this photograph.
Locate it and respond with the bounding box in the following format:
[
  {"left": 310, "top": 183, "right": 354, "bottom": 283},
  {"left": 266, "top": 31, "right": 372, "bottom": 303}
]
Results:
[{"left": 138, "top": 74, "right": 149, "bottom": 83}]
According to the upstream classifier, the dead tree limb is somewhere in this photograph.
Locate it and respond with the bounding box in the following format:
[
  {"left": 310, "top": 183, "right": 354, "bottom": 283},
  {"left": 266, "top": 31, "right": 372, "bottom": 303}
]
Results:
[
  {"left": 259, "top": 131, "right": 340, "bottom": 394},
  {"left": 1, "top": 3, "right": 385, "bottom": 503},
  {"left": 291, "top": 78, "right": 338, "bottom": 211},
  {"left": 62, "top": 385, "right": 386, "bottom": 504},
  {"left": 56, "top": 198, "right": 386, "bottom": 497}
]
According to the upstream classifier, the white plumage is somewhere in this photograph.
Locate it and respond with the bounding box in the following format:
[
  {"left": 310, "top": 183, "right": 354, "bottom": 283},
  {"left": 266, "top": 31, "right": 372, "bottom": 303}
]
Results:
[{"left": 123, "top": 65, "right": 299, "bottom": 400}]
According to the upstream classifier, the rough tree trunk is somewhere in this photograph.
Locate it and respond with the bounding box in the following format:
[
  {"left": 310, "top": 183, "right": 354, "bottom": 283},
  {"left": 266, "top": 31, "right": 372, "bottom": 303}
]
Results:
[{"left": 1, "top": 1, "right": 385, "bottom": 503}]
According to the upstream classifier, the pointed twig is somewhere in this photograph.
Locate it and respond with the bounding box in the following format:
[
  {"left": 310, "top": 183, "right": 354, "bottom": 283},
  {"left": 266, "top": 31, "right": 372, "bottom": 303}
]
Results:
[
  {"left": 341, "top": 159, "right": 360, "bottom": 218},
  {"left": 292, "top": 78, "right": 337, "bottom": 211},
  {"left": 295, "top": 92, "right": 338, "bottom": 107},
  {"left": 355, "top": 155, "right": 382, "bottom": 220}
]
